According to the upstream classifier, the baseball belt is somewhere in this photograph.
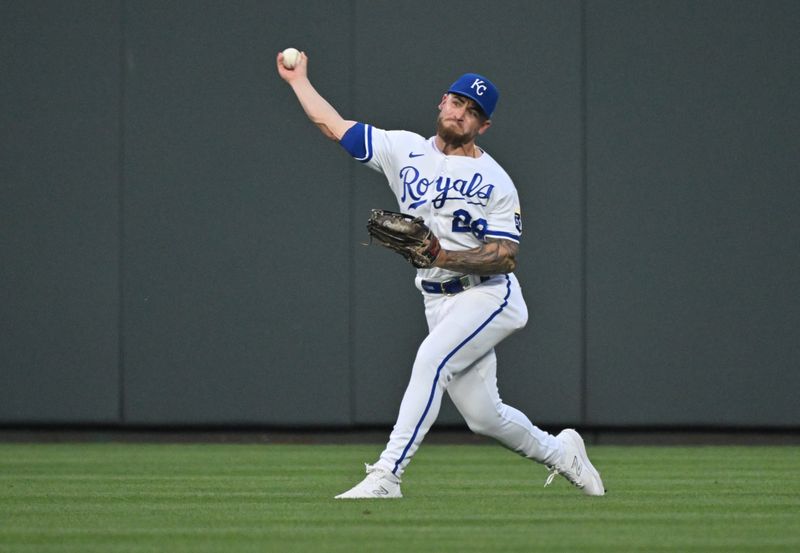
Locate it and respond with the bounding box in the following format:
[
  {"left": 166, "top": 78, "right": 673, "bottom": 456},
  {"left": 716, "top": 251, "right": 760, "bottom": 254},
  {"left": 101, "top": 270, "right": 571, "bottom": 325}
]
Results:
[{"left": 420, "top": 275, "right": 491, "bottom": 295}]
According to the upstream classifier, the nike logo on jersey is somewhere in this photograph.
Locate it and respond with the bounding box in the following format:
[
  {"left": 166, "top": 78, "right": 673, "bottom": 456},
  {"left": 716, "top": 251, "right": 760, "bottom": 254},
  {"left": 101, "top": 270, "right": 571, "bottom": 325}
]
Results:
[{"left": 408, "top": 152, "right": 424, "bottom": 158}]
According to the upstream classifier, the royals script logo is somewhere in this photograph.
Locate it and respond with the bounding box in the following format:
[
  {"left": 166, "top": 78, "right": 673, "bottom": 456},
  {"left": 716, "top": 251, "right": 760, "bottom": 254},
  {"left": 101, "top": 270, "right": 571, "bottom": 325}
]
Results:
[{"left": 399, "top": 166, "right": 495, "bottom": 209}]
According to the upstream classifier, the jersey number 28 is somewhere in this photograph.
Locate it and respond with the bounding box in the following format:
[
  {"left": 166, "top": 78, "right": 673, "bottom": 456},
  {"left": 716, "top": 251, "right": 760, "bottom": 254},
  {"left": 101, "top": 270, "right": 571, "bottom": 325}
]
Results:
[{"left": 452, "top": 209, "right": 487, "bottom": 240}]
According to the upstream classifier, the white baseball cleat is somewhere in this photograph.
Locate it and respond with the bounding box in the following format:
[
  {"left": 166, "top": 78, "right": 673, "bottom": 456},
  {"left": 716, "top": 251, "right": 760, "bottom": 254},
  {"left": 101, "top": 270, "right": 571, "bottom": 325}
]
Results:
[
  {"left": 334, "top": 463, "right": 403, "bottom": 499},
  {"left": 544, "top": 429, "right": 606, "bottom": 496}
]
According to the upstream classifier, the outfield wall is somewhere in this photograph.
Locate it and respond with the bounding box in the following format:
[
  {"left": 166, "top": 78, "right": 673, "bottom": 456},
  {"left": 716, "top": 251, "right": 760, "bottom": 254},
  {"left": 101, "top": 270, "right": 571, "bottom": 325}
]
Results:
[{"left": 2, "top": 1, "right": 798, "bottom": 428}]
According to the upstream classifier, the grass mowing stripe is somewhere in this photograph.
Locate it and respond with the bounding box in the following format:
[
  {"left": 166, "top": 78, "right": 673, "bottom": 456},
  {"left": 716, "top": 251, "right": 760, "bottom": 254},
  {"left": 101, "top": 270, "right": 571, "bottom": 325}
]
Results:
[{"left": 0, "top": 443, "right": 798, "bottom": 553}]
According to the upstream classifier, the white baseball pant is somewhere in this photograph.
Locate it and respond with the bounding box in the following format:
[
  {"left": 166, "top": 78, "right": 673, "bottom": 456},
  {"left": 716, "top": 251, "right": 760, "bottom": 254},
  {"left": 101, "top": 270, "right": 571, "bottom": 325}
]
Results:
[{"left": 374, "top": 273, "right": 562, "bottom": 476}]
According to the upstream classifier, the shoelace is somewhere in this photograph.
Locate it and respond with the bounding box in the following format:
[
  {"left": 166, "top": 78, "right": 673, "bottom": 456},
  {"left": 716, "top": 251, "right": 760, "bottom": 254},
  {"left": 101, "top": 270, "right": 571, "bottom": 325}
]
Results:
[
  {"left": 544, "top": 466, "right": 584, "bottom": 489},
  {"left": 364, "top": 463, "right": 401, "bottom": 483},
  {"left": 544, "top": 468, "right": 558, "bottom": 487}
]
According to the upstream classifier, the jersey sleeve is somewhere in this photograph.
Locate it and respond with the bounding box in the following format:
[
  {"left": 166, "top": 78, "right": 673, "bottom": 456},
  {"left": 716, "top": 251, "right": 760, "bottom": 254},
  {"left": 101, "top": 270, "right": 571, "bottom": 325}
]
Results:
[
  {"left": 485, "top": 187, "right": 522, "bottom": 243},
  {"left": 338, "top": 123, "right": 397, "bottom": 176}
]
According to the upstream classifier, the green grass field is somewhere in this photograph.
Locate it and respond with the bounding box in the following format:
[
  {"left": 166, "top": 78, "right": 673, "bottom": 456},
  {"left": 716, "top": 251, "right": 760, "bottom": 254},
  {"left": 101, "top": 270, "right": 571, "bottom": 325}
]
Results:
[{"left": 1, "top": 442, "right": 798, "bottom": 552}]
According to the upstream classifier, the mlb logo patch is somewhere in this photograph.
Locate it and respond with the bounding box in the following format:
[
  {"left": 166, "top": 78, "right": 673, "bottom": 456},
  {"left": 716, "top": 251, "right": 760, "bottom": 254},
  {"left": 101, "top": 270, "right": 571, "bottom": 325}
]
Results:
[{"left": 514, "top": 212, "right": 522, "bottom": 232}]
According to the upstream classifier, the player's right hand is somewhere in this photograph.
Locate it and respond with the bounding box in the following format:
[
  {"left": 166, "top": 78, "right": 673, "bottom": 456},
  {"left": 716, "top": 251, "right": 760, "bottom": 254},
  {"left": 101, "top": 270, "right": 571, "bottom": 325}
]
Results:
[{"left": 276, "top": 51, "right": 308, "bottom": 83}]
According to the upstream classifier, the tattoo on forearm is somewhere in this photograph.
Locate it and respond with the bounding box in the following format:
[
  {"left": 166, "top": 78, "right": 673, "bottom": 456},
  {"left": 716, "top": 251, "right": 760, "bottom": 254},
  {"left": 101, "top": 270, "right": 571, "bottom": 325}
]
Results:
[{"left": 438, "top": 239, "right": 518, "bottom": 275}]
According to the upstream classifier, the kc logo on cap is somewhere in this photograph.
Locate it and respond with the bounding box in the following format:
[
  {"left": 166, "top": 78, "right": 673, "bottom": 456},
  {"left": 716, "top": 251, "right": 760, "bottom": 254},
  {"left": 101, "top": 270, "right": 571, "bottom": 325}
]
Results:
[
  {"left": 471, "top": 79, "right": 487, "bottom": 96},
  {"left": 447, "top": 73, "right": 499, "bottom": 118}
]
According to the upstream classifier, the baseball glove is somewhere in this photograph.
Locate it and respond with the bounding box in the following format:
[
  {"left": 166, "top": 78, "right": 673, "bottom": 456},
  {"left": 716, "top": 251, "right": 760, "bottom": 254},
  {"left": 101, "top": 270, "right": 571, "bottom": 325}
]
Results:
[{"left": 366, "top": 209, "right": 441, "bottom": 268}]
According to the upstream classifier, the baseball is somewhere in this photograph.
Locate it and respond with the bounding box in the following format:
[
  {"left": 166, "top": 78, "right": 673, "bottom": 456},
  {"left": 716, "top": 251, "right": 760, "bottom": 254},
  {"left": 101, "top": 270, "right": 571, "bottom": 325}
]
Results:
[{"left": 281, "top": 47, "right": 301, "bottom": 69}]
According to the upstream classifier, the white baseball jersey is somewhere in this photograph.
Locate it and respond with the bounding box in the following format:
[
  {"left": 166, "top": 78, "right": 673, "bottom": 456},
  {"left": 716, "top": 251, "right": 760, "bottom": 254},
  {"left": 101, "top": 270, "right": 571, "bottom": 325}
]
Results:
[{"left": 341, "top": 123, "right": 523, "bottom": 283}]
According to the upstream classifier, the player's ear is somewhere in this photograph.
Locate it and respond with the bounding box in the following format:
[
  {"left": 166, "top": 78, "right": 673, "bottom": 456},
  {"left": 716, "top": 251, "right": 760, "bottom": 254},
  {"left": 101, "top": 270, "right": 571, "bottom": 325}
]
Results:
[
  {"left": 438, "top": 93, "right": 449, "bottom": 110},
  {"left": 478, "top": 118, "right": 492, "bottom": 135}
]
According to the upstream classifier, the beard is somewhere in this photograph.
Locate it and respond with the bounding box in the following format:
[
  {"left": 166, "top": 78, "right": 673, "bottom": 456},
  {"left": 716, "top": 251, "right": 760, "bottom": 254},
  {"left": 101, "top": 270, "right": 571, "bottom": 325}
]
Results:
[{"left": 436, "top": 114, "right": 476, "bottom": 148}]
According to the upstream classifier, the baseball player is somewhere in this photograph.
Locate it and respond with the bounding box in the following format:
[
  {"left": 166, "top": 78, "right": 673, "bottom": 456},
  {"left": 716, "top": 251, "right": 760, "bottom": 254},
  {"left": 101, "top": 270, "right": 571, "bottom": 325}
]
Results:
[{"left": 277, "top": 50, "right": 605, "bottom": 498}]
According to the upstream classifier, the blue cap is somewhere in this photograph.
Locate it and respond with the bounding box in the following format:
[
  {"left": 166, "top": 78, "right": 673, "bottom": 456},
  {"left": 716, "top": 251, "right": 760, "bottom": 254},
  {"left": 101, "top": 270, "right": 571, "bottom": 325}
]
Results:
[{"left": 447, "top": 73, "right": 499, "bottom": 118}]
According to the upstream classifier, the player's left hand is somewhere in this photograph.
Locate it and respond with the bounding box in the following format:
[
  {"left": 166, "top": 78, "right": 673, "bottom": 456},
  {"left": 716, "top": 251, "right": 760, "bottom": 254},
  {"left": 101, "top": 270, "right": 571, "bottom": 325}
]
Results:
[{"left": 366, "top": 209, "right": 441, "bottom": 268}]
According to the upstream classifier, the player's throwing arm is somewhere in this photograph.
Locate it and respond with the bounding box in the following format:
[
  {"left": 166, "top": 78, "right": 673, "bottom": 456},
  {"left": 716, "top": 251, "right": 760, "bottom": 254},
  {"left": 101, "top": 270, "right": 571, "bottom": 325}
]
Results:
[{"left": 276, "top": 48, "right": 355, "bottom": 141}]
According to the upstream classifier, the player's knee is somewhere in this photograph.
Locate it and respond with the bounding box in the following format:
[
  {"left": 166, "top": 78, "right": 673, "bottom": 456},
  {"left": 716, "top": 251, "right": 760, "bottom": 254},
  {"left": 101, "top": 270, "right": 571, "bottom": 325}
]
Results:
[{"left": 464, "top": 413, "right": 503, "bottom": 437}]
